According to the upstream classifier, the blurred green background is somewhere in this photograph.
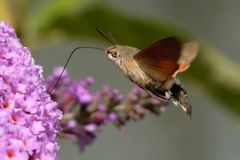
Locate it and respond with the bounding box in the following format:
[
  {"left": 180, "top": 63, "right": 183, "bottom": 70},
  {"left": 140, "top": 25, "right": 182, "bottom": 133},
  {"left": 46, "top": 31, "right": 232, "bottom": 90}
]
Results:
[{"left": 1, "top": 0, "right": 240, "bottom": 160}]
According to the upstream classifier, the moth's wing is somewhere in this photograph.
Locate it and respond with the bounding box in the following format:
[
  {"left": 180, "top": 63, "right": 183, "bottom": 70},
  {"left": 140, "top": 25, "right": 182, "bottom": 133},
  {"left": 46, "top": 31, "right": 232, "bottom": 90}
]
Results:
[
  {"left": 176, "top": 41, "right": 199, "bottom": 73},
  {"left": 134, "top": 37, "right": 181, "bottom": 81}
]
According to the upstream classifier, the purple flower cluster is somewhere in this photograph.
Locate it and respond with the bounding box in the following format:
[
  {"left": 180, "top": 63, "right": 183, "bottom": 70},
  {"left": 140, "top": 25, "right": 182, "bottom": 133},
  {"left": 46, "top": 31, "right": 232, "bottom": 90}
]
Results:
[
  {"left": 46, "top": 66, "right": 168, "bottom": 152},
  {"left": 0, "top": 22, "right": 62, "bottom": 159}
]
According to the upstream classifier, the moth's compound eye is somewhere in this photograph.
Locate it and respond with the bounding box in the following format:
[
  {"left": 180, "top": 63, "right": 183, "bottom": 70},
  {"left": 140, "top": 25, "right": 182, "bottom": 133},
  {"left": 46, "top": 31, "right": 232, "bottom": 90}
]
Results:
[
  {"left": 107, "top": 49, "right": 119, "bottom": 59},
  {"left": 111, "top": 50, "right": 119, "bottom": 58}
]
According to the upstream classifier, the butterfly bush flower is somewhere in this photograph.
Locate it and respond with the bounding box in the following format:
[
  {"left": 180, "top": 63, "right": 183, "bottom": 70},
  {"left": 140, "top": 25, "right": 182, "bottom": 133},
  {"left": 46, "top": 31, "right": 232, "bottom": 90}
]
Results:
[
  {"left": 0, "top": 22, "right": 62, "bottom": 159},
  {"left": 46, "top": 66, "right": 168, "bottom": 152}
]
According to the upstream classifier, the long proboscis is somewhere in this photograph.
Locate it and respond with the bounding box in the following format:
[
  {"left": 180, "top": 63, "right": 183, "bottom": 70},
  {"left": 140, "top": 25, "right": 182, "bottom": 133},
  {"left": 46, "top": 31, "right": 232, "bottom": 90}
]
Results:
[{"left": 48, "top": 46, "right": 104, "bottom": 94}]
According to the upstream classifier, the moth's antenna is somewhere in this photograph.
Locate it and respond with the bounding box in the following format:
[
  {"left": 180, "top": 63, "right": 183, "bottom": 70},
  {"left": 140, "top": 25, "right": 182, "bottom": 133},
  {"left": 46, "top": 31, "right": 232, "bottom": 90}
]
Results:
[
  {"left": 96, "top": 28, "right": 116, "bottom": 46},
  {"left": 48, "top": 46, "right": 104, "bottom": 94},
  {"left": 107, "top": 31, "right": 116, "bottom": 45}
]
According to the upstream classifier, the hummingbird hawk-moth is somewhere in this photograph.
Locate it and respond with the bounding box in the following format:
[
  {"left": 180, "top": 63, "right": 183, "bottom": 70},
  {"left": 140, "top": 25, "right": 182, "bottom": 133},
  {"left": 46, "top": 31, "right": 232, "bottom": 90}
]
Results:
[
  {"left": 97, "top": 29, "right": 199, "bottom": 119},
  {"left": 49, "top": 29, "right": 198, "bottom": 119}
]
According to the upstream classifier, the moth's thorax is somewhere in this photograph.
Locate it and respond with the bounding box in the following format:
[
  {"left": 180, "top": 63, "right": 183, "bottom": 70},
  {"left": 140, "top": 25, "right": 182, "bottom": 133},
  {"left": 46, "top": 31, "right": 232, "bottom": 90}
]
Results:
[
  {"left": 119, "top": 58, "right": 152, "bottom": 86},
  {"left": 105, "top": 45, "right": 152, "bottom": 87}
]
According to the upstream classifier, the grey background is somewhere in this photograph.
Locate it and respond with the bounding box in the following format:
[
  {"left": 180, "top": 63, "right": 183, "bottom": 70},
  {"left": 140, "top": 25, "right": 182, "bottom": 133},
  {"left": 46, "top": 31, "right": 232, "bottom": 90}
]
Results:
[{"left": 33, "top": 0, "right": 240, "bottom": 160}]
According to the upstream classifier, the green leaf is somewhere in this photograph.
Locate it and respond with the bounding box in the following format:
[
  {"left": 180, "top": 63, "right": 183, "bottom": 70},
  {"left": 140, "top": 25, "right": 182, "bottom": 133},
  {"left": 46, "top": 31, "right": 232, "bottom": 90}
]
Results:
[
  {"left": 188, "top": 44, "right": 240, "bottom": 114},
  {"left": 30, "top": 0, "right": 97, "bottom": 37},
  {"left": 31, "top": 3, "right": 190, "bottom": 46}
]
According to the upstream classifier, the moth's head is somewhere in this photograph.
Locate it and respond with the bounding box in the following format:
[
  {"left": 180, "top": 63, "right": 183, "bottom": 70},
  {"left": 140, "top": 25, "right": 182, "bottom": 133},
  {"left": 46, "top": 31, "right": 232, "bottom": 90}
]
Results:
[
  {"left": 105, "top": 45, "right": 121, "bottom": 62},
  {"left": 105, "top": 45, "right": 139, "bottom": 64}
]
